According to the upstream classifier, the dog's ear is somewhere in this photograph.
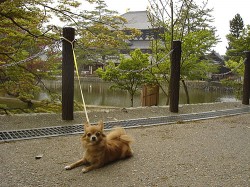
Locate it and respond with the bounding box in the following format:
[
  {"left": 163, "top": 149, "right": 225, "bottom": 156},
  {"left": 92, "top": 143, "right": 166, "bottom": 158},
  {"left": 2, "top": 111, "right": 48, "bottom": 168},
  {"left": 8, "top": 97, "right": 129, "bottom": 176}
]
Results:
[
  {"left": 98, "top": 120, "right": 104, "bottom": 131},
  {"left": 84, "top": 121, "right": 90, "bottom": 132}
]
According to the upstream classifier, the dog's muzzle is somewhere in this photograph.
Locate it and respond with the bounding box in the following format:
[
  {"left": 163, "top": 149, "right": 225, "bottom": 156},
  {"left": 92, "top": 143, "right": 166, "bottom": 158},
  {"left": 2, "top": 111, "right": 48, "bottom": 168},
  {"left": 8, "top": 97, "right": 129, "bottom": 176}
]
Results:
[{"left": 90, "top": 135, "right": 97, "bottom": 141}]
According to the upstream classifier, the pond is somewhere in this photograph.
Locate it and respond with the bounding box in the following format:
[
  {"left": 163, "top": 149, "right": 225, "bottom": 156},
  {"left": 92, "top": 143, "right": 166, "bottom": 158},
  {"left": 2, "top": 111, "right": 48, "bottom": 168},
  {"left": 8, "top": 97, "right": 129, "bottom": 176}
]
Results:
[{"left": 39, "top": 79, "right": 238, "bottom": 108}]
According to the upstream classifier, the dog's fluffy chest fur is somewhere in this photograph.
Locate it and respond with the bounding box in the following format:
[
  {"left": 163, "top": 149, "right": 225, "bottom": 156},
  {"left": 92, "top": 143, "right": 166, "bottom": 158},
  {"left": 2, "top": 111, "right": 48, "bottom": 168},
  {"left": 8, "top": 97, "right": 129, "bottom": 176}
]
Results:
[{"left": 84, "top": 139, "right": 125, "bottom": 166}]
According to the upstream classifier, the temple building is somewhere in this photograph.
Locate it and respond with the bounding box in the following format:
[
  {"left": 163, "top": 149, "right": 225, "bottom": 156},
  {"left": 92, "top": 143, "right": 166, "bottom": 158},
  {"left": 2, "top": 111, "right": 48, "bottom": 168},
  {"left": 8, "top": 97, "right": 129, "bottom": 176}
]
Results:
[
  {"left": 82, "top": 10, "right": 161, "bottom": 74},
  {"left": 119, "top": 11, "right": 163, "bottom": 54}
]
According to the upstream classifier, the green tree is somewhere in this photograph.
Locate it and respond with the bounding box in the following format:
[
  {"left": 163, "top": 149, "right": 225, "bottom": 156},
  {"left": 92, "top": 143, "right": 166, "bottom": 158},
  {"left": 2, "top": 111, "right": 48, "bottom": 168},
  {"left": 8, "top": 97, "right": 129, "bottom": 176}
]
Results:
[
  {"left": 0, "top": 0, "right": 62, "bottom": 108},
  {"left": 0, "top": 0, "right": 137, "bottom": 112},
  {"left": 148, "top": 0, "right": 219, "bottom": 104},
  {"left": 226, "top": 14, "right": 249, "bottom": 62},
  {"left": 229, "top": 13, "right": 244, "bottom": 39},
  {"left": 224, "top": 22, "right": 250, "bottom": 98},
  {"left": 96, "top": 49, "right": 152, "bottom": 107}
]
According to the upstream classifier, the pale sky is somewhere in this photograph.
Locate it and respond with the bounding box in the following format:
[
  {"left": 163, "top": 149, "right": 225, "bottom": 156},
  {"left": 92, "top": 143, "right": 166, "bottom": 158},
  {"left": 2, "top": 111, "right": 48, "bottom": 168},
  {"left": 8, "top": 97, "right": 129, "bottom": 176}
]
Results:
[{"left": 105, "top": 0, "right": 250, "bottom": 55}]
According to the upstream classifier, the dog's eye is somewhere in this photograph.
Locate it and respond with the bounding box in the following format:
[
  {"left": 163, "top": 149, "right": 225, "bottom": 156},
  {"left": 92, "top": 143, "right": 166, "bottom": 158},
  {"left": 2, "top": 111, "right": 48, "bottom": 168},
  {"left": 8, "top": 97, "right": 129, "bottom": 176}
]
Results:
[
  {"left": 87, "top": 133, "right": 91, "bottom": 137},
  {"left": 96, "top": 132, "right": 100, "bottom": 137}
]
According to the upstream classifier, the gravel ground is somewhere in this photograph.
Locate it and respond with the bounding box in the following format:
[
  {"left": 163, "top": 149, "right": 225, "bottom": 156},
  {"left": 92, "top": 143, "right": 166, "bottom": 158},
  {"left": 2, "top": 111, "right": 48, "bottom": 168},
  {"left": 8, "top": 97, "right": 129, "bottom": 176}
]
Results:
[
  {"left": 0, "top": 102, "right": 244, "bottom": 131},
  {"left": 0, "top": 102, "right": 250, "bottom": 186}
]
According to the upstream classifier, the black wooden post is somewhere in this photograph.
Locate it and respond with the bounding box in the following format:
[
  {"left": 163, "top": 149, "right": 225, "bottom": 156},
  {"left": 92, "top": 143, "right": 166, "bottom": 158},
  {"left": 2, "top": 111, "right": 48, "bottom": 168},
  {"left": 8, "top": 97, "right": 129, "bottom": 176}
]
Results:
[
  {"left": 242, "top": 51, "right": 250, "bottom": 105},
  {"left": 169, "top": 40, "right": 182, "bottom": 113},
  {"left": 62, "top": 27, "right": 75, "bottom": 120}
]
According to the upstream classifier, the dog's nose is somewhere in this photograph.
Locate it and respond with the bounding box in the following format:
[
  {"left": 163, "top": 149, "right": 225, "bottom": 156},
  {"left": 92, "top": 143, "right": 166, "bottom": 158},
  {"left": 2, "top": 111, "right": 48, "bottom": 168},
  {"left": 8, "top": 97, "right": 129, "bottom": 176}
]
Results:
[{"left": 91, "top": 136, "right": 96, "bottom": 141}]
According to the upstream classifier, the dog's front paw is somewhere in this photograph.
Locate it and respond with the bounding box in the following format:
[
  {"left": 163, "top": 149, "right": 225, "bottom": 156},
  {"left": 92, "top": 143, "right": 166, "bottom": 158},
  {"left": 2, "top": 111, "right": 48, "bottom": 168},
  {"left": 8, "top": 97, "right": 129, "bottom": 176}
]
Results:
[
  {"left": 64, "top": 165, "right": 71, "bottom": 170},
  {"left": 81, "top": 167, "right": 89, "bottom": 173}
]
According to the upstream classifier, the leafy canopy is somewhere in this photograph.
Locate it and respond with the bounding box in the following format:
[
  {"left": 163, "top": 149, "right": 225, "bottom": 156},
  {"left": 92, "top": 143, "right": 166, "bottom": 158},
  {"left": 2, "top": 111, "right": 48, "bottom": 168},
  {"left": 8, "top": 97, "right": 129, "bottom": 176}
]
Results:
[
  {"left": 0, "top": 0, "right": 62, "bottom": 106},
  {"left": 0, "top": 0, "right": 136, "bottom": 112},
  {"left": 148, "top": 0, "right": 219, "bottom": 104},
  {"left": 96, "top": 49, "right": 152, "bottom": 107},
  {"left": 229, "top": 13, "right": 244, "bottom": 39},
  {"left": 226, "top": 13, "right": 250, "bottom": 62},
  {"left": 224, "top": 14, "right": 250, "bottom": 98}
]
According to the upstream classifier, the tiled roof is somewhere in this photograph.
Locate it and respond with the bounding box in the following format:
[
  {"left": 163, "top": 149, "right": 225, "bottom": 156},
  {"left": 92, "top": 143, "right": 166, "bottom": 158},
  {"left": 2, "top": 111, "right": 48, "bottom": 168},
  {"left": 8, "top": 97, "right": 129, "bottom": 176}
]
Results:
[{"left": 121, "top": 11, "right": 152, "bottom": 30}]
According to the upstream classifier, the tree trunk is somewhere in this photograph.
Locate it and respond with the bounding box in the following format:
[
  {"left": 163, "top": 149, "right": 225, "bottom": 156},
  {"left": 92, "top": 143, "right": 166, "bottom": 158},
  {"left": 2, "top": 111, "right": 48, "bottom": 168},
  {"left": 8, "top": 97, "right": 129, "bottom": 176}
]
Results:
[
  {"left": 130, "top": 95, "right": 134, "bottom": 107},
  {"left": 166, "top": 84, "right": 170, "bottom": 105},
  {"left": 181, "top": 79, "right": 190, "bottom": 104}
]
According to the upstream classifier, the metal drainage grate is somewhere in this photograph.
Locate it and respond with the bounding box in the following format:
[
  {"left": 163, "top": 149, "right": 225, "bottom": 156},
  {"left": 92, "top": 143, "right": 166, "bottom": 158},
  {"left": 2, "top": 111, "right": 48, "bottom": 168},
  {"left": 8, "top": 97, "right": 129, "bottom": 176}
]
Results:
[
  {"left": 0, "top": 106, "right": 249, "bottom": 142},
  {"left": 0, "top": 124, "right": 83, "bottom": 142}
]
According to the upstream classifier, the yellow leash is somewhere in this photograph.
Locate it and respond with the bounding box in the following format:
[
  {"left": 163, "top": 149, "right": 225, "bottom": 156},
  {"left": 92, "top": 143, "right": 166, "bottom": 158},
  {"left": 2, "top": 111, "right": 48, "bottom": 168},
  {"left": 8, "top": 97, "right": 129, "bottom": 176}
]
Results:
[{"left": 61, "top": 37, "right": 89, "bottom": 123}]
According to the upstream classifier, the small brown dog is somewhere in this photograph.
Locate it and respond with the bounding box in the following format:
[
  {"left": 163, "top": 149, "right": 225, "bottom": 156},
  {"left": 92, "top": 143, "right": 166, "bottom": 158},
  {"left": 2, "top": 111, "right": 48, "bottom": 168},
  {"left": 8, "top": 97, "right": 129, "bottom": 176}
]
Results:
[{"left": 65, "top": 121, "right": 133, "bottom": 173}]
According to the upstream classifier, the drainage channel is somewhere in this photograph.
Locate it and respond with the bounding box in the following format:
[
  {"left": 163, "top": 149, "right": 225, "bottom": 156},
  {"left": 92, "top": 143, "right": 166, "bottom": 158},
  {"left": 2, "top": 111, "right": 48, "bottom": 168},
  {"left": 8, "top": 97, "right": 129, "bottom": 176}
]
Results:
[{"left": 1, "top": 106, "right": 249, "bottom": 142}]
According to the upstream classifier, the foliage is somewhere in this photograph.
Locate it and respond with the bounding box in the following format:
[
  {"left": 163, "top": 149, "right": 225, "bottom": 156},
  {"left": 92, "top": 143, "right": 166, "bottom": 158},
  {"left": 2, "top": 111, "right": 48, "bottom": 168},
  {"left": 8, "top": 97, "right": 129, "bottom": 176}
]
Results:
[
  {"left": 222, "top": 59, "right": 245, "bottom": 99},
  {"left": 0, "top": 0, "right": 136, "bottom": 112},
  {"left": 0, "top": 0, "right": 68, "bottom": 108},
  {"left": 96, "top": 49, "right": 153, "bottom": 107},
  {"left": 223, "top": 58, "right": 244, "bottom": 98},
  {"left": 148, "top": 0, "right": 219, "bottom": 104},
  {"left": 181, "top": 30, "right": 219, "bottom": 80},
  {"left": 225, "top": 59, "right": 244, "bottom": 76},
  {"left": 226, "top": 23, "right": 250, "bottom": 62},
  {"left": 229, "top": 13, "right": 244, "bottom": 39},
  {"left": 224, "top": 14, "right": 250, "bottom": 98}
]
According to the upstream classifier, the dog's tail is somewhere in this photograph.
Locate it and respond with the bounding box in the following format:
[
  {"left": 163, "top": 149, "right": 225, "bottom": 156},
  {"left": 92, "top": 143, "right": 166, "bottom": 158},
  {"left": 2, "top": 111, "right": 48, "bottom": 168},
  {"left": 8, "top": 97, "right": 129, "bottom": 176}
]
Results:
[{"left": 107, "top": 127, "right": 134, "bottom": 144}]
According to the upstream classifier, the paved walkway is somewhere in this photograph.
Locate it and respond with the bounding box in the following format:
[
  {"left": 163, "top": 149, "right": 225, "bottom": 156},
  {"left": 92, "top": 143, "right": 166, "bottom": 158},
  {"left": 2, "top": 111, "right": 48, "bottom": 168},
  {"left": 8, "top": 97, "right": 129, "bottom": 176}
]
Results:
[{"left": 1, "top": 113, "right": 250, "bottom": 186}]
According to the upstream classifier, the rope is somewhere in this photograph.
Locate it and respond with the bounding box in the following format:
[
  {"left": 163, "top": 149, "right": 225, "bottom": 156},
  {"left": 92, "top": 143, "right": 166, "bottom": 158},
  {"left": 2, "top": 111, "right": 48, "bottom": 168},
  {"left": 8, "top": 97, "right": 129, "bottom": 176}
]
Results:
[
  {"left": 61, "top": 37, "right": 89, "bottom": 123},
  {"left": 0, "top": 42, "right": 60, "bottom": 68}
]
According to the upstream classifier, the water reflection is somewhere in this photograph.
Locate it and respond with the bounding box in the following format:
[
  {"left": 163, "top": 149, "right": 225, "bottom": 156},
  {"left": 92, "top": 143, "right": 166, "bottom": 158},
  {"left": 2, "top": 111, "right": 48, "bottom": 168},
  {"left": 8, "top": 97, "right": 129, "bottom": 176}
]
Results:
[{"left": 40, "top": 79, "right": 237, "bottom": 107}]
